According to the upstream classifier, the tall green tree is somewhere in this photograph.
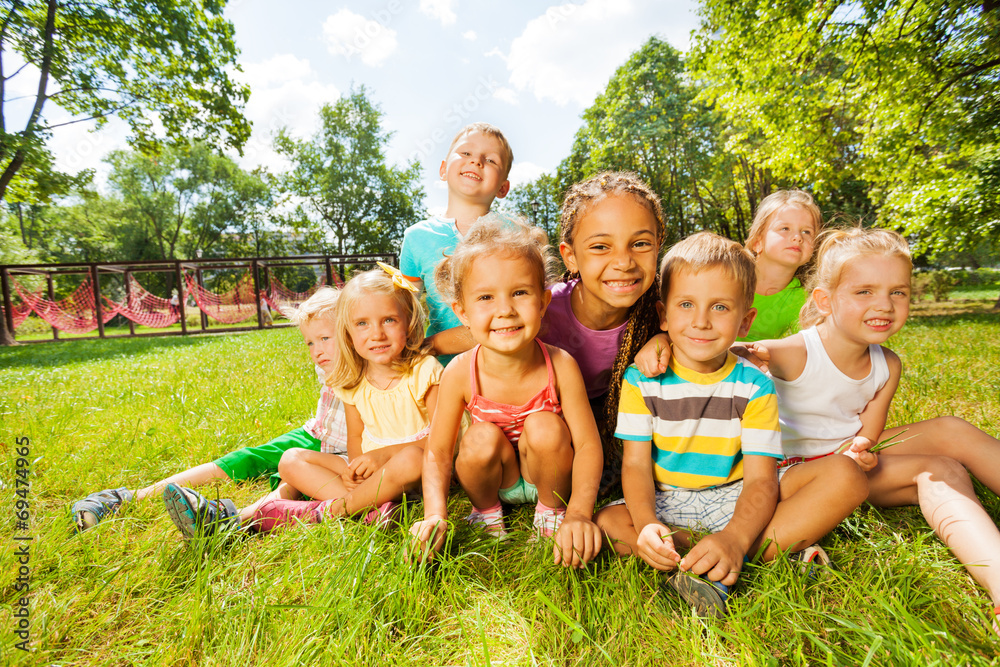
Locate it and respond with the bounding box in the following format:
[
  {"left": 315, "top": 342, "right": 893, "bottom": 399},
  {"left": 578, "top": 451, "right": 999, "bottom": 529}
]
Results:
[
  {"left": 106, "top": 142, "right": 271, "bottom": 261},
  {"left": 691, "top": 0, "right": 1000, "bottom": 261},
  {"left": 0, "top": 0, "right": 251, "bottom": 204},
  {"left": 274, "top": 87, "right": 424, "bottom": 255}
]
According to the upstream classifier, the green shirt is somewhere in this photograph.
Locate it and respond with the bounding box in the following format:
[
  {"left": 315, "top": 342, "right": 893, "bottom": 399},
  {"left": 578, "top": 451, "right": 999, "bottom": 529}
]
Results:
[{"left": 741, "top": 278, "right": 806, "bottom": 342}]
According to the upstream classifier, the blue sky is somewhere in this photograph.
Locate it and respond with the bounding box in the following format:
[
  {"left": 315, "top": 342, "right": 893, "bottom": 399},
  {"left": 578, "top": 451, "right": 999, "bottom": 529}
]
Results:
[{"left": 33, "top": 0, "right": 701, "bottom": 215}]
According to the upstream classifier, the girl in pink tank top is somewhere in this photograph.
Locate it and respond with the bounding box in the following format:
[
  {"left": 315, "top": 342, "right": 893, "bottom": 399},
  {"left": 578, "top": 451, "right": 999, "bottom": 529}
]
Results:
[{"left": 409, "top": 217, "right": 604, "bottom": 570}]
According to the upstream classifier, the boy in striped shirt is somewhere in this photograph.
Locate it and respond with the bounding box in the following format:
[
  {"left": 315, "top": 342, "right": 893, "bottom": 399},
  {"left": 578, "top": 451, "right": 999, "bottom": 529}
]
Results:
[{"left": 596, "top": 232, "right": 866, "bottom": 616}]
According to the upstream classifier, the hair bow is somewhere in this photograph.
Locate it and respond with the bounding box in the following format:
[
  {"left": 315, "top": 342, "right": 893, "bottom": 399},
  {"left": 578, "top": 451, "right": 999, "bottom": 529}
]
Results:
[{"left": 377, "top": 261, "right": 419, "bottom": 293}]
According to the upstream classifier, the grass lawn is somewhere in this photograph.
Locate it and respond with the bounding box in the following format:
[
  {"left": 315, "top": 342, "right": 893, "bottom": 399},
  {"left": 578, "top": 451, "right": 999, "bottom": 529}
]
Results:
[{"left": 2, "top": 301, "right": 999, "bottom": 665}]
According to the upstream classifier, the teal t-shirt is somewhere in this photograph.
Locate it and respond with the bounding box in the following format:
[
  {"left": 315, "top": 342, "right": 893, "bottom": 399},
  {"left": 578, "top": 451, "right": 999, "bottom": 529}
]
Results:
[
  {"left": 399, "top": 216, "right": 463, "bottom": 366},
  {"left": 741, "top": 278, "right": 806, "bottom": 342}
]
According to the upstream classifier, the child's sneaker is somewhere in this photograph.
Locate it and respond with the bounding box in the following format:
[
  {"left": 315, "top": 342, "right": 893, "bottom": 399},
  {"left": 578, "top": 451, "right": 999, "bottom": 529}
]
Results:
[
  {"left": 362, "top": 501, "right": 402, "bottom": 530},
  {"left": 466, "top": 506, "right": 507, "bottom": 538},
  {"left": 668, "top": 572, "right": 729, "bottom": 618},
  {"left": 789, "top": 544, "right": 832, "bottom": 578},
  {"left": 252, "top": 498, "right": 324, "bottom": 533},
  {"left": 72, "top": 487, "right": 133, "bottom": 532},
  {"left": 532, "top": 506, "right": 565, "bottom": 538},
  {"left": 163, "top": 483, "right": 240, "bottom": 539}
]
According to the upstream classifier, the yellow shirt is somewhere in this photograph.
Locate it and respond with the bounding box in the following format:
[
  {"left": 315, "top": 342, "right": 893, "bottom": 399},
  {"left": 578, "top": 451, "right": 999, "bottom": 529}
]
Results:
[{"left": 334, "top": 355, "right": 443, "bottom": 453}]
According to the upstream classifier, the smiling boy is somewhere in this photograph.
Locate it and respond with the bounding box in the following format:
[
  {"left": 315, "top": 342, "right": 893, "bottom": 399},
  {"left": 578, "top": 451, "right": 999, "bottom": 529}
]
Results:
[
  {"left": 399, "top": 122, "right": 513, "bottom": 366},
  {"left": 596, "top": 232, "right": 867, "bottom": 616}
]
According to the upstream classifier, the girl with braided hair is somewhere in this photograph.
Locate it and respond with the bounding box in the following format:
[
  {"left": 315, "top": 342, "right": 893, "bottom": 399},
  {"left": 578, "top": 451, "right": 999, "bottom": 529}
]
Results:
[{"left": 537, "top": 171, "right": 666, "bottom": 494}]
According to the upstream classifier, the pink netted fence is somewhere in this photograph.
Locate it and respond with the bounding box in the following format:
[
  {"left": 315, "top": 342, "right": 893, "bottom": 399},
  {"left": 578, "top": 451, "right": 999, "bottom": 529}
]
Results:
[{"left": 1, "top": 253, "right": 394, "bottom": 342}]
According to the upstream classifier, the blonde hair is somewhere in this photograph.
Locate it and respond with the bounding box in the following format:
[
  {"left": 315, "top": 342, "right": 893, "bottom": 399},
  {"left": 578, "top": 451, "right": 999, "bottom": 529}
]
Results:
[
  {"left": 661, "top": 232, "right": 757, "bottom": 311},
  {"left": 435, "top": 214, "right": 552, "bottom": 304},
  {"left": 558, "top": 171, "right": 665, "bottom": 468},
  {"left": 744, "top": 190, "right": 823, "bottom": 277},
  {"left": 446, "top": 122, "right": 514, "bottom": 179},
  {"left": 800, "top": 227, "right": 912, "bottom": 328},
  {"left": 328, "top": 269, "right": 427, "bottom": 390},
  {"left": 287, "top": 286, "right": 339, "bottom": 326}
]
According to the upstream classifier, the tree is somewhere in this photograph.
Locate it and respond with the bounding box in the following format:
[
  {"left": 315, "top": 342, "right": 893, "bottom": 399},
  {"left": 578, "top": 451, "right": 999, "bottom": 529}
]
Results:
[
  {"left": 106, "top": 142, "right": 271, "bottom": 262},
  {"left": 274, "top": 87, "right": 425, "bottom": 255},
  {"left": 504, "top": 173, "right": 563, "bottom": 247},
  {"left": 0, "top": 0, "right": 251, "bottom": 204},
  {"left": 691, "top": 0, "right": 1000, "bottom": 261}
]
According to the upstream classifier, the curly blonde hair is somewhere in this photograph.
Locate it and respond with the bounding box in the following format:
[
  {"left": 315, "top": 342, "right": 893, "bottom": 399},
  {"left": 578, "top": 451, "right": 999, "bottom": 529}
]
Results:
[
  {"left": 558, "top": 171, "right": 665, "bottom": 465},
  {"left": 800, "top": 227, "right": 912, "bottom": 329},
  {"left": 328, "top": 269, "right": 428, "bottom": 390},
  {"left": 435, "top": 213, "right": 553, "bottom": 304}
]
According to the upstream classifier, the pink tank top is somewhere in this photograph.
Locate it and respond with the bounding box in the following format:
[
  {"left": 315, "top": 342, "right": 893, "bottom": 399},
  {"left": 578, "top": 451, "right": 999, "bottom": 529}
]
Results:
[{"left": 466, "top": 340, "right": 562, "bottom": 449}]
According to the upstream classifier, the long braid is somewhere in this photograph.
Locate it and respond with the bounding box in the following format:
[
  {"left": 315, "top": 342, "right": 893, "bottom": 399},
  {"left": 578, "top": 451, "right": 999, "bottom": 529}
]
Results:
[{"left": 601, "top": 284, "right": 661, "bottom": 461}]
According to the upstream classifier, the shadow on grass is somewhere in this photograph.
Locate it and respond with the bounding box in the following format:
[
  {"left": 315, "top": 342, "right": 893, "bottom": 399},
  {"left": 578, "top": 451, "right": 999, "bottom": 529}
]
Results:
[{"left": 0, "top": 329, "right": 266, "bottom": 370}]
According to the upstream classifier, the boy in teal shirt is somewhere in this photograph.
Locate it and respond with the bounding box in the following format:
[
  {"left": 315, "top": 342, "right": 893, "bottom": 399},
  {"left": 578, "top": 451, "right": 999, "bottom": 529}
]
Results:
[{"left": 399, "top": 122, "right": 513, "bottom": 366}]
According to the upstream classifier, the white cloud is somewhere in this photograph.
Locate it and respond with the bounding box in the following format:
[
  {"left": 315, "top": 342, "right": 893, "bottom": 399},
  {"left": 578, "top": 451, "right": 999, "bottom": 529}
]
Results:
[
  {"left": 322, "top": 9, "right": 398, "bottom": 67},
  {"left": 462, "top": 30, "right": 477, "bottom": 41},
  {"left": 492, "top": 87, "right": 519, "bottom": 105},
  {"left": 420, "top": 0, "right": 457, "bottom": 26},
  {"left": 506, "top": 0, "right": 697, "bottom": 107},
  {"left": 234, "top": 55, "right": 340, "bottom": 173}
]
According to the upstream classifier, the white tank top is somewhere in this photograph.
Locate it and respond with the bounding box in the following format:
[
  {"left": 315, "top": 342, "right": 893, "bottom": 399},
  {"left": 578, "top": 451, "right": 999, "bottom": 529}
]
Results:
[{"left": 772, "top": 326, "right": 890, "bottom": 459}]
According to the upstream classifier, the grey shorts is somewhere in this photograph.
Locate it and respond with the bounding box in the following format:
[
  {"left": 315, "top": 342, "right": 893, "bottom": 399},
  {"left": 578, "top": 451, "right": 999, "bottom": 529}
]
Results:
[{"left": 608, "top": 466, "right": 792, "bottom": 533}]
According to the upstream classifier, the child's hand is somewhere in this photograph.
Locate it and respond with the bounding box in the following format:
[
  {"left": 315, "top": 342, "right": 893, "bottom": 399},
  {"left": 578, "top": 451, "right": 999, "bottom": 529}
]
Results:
[
  {"left": 679, "top": 531, "right": 744, "bottom": 587},
  {"left": 407, "top": 515, "right": 449, "bottom": 563},
  {"left": 731, "top": 342, "right": 771, "bottom": 373},
  {"left": 636, "top": 523, "right": 681, "bottom": 571},
  {"left": 340, "top": 467, "right": 361, "bottom": 490},
  {"left": 841, "top": 436, "right": 877, "bottom": 472},
  {"left": 347, "top": 454, "right": 379, "bottom": 481},
  {"left": 634, "top": 333, "right": 671, "bottom": 378},
  {"left": 552, "top": 513, "right": 602, "bottom": 569}
]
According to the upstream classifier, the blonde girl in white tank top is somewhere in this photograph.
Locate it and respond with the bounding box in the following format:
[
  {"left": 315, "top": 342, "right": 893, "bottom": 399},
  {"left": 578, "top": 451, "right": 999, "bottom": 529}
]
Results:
[{"left": 759, "top": 227, "right": 1000, "bottom": 635}]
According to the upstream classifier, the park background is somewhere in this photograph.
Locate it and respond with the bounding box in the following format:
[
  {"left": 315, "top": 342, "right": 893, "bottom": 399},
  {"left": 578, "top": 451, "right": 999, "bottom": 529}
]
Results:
[{"left": 2, "top": 0, "right": 999, "bottom": 664}]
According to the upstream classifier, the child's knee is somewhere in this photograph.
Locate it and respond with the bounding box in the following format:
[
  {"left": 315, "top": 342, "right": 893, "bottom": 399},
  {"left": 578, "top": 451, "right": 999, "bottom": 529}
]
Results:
[
  {"left": 827, "top": 454, "right": 869, "bottom": 501},
  {"left": 393, "top": 446, "right": 425, "bottom": 483},
  {"left": 277, "top": 448, "right": 309, "bottom": 476},
  {"left": 594, "top": 505, "right": 635, "bottom": 555},
  {"left": 521, "top": 412, "right": 570, "bottom": 456},
  {"left": 456, "top": 423, "right": 507, "bottom": 465},
  {"left": 921, "top": 455, "right": 970, "bottom": 487}
]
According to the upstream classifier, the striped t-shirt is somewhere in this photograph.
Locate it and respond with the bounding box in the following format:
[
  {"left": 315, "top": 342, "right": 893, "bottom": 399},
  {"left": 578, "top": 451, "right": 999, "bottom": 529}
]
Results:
[{"left": 615, "top": 354, "right": 782, "bottom": 490}]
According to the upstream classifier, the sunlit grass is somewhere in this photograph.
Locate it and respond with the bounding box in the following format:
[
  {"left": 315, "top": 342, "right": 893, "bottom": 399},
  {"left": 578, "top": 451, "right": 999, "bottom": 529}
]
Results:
[{"left": 2, "top": 316, "right": 999, "bottom": 665}]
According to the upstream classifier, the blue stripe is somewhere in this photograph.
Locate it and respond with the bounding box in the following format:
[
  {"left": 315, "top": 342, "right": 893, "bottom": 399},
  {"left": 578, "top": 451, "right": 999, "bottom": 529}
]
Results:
[{"left": 653, "top": 448, "right": 742, "bottom": 478}]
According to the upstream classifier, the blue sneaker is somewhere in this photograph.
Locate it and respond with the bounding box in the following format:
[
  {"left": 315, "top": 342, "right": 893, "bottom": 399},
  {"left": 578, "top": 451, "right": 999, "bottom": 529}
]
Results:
[
  {"left": 163, "top": 483, "right": 239, "bottom": 539},
  {"left": 72, "top": 487, "right": 134, "bottom": 532},
  {"left": 669, "top": 572, "right": 729, "bottom": 618},
  {"left": 789, "top": 544, "right": 832, "bottom": 578}
]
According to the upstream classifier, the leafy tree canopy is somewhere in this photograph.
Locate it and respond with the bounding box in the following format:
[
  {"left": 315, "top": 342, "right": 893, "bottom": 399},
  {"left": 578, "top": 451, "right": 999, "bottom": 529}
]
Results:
[
  {"left": 0, "top": 0, "right": 251, "bottom": 203},
  {"left": 691, "top": 0, "right": 1000, "bottom": 258}
]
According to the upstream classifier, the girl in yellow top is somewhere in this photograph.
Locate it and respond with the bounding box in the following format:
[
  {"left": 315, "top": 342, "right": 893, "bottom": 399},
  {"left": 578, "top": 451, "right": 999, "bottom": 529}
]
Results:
[
  {"left": 256, "top": 266, "right": 442, "bottom": 529},
  {"left": 166, "top": 266, "right": 441, "bottom": 535}
]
